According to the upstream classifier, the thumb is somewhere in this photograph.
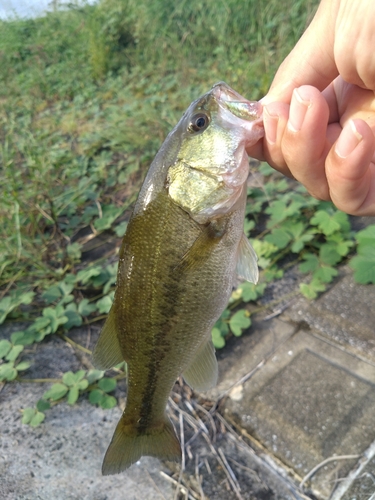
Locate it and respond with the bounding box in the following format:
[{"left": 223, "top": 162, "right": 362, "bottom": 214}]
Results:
[{"left": 263, "top": 0, "right": 339, "bottom": 104}]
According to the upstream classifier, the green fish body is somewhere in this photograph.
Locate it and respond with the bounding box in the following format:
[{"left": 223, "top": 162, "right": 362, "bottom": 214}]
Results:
[{"left": 93, "top": 82, "right": 264, "bottom": 475}]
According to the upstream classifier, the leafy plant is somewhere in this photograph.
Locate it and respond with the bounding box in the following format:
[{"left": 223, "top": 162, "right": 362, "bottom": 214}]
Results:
[
  {"left": 349, "top": 225, "right": 375, "bottom": 284},
  {"left": 1, "top": 0, "right": 372, "bottom": 433}
]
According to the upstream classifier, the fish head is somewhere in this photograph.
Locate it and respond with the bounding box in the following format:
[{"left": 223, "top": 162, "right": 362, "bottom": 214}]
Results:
[{"left": 167, "top": 82, "right": 264, "bottom": 223}]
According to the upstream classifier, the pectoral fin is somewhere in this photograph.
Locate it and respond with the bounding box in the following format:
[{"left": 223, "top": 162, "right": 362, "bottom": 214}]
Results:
[
  {"left": 183, "top": 338, "right": 218, "bottom": 392},
  {"left": 236, "top": 233, "right": 259, "bottom": 284},
  {"left": 92, "top": 306, "right": 124, "bottom": 370},
  {"left": 175, "top": 221, "right": 225, "bottom": 273}
]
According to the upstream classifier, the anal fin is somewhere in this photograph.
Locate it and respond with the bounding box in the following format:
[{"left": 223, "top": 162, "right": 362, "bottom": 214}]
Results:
[
  {"left": 92, "top": 306, "right": 124, "bottom": 370},
  {"left": 236, "top": 233, "right": 259, "bottom": 284},
  {"left": 183, "top": 338, "right": 218, "bottom": 392}
]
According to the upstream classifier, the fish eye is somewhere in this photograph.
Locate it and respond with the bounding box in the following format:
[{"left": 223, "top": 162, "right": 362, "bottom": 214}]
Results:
[{"left": 188, "top": 113, "right": 210, "bottom": 133}]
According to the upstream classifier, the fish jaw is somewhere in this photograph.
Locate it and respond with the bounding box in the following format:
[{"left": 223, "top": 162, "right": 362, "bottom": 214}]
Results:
[{"left": 211, "top": 81, "right": 264, "bottom": 149}]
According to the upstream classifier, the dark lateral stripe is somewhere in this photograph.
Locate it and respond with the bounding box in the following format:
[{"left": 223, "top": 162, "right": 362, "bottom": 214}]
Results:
[{"left": 136, "top": 268, "right": 183, "bottom": 434}]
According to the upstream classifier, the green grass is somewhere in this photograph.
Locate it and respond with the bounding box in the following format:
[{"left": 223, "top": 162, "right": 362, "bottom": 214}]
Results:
[{"left": 3, "top": 0, "right": 375, "bottom": 421}]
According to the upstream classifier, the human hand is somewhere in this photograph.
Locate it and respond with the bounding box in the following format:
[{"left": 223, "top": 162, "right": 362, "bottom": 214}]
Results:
[{"left": 248, "top": 0, "right": 375, "bottom": 216}]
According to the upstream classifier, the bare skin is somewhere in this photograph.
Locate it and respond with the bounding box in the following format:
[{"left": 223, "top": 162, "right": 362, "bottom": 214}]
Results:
[{"left": 248, "top": 0, "right": 375, "bottom": 216}]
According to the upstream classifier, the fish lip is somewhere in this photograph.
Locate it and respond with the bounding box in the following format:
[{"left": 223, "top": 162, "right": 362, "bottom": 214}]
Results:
[{"left": 211, "top": 81, "right": 263, "bottom": 122}]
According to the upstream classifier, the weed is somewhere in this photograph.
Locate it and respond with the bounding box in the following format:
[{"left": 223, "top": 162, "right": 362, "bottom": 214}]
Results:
[{"left": 2, "top": 0, "right": 372, "bottom": 425}]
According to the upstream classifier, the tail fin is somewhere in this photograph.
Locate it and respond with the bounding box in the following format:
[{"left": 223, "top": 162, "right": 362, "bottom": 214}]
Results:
[{"left": 102, "top": 415, "right": 181, "bottom": 475}]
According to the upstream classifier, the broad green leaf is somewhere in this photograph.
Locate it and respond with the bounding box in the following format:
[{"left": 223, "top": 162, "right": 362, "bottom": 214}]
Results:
[
  {"left": 16, "top": 361, "right": 31, "bottom": 371},
  {"left": 335, "top": 240, "right": 353, "bottom": 257},
  {"left": 229, "top": 309, "right": 251, "bottom": 337},
  {"left": 42, "top": 286, "right": 62, "bottom": 304},
  {"left": 67, "top": 387, "right": 79, "bottom": 405},
  {"left": 96, "top": 294, "right": 114, "bottom": 314},
  {"left": 237, "top": 282, "right": 266, "bottom": 302},
  {"left": 332, "top": 211, "right": 350, "bottom": 233},
  {"left": 319, "top": 244, "right": 341, "bottom": 266},
  {"left": 5, "top": 345, "right": 24, "bottom": 361},
  {"left": 43, "top": 383, "right": 68, "bottom": 401},
  {"left": 98, "top": 377, "right": 117, "bottom": 393},
  {"left": 0, "top": 340, "right": 12, "bottom": 359},
  {"left": 265, "top": 228, "right": 291, "bottom": 249},
  {"left": 42, "top": 306, "right": 68, "bottom": 333},
  {"left": 310, "top": 210, "right": 340, "bottom": 235},
  {"left": 299, "top": 254, "right": 319, "bottom": 273},
  {"left": 86, "top": 369, "right": 105, "bottom": 384},
  {"left": 291, "top": 233, "right": 314, "bottom": 253},
  {"left": 36, "top": 399, "right": 51, "bottom": 412},
  {"left": 12, "top": 330, "right": 36, "bottom": 346},
  {"left": 281, "top": 221, "right": 305, "bottom": 239},
  {"left": 0, "top": 298, "right": 12, "bottom": 324},
  {"left": 63, "top": 309, "right": 82, "bottom": 329},
  {"left": 356, "top": 224, "right": 375, "bottom": 247},
  {"left": 58, "top": 280, "right": 75, "bottom": 296},
  {"left": 313, "top": 266, "right": 338, "bottom": 284},
  {"left": 62, "top": 371, "right": 76, "bottom": 386},
  {"left": 78, "top": 299, "right": 97, "bottom": 316},
  {"left": 265, "top": 200, "right": 288, "bottom": 226},
  {"left": 300, "top": 279, "right": 326, "bottom": 299},
  {"left": 115, "top": 221, "right": 127, "bottom": 237},
  {"left": 0, "top": 362, "right": 17, "bottom": 381},
  {"left": 99, "top": 394, "right": 117, "bottom": 409},
  {"left": 77, "top": 379, "right": 89, "bottom": 390},
  {"left": 350, "top": 247, "right": 375, "bottom": 284},
  {"left": 63, "top": 370, "right": 86, "bottom": 386},
  {"left": 94, "top": 205, "right": 123, "bottom": 232},
  {"left": 263, "top": 266, "right": 284, "bottom": 282},
  {"left": 22, "top": 408, "right": 36, "bottom": 424},
  {"left": 251, "top": 239, "right": 278, "bottom": 258},
  {"left": 211, "top": 327, "right": 225, "bottom": 349},
  {"left": 0, "top": 291, "right": 35, "bottom": 324},
  {"left": 29, "top": 317, "right": 50, "bottom": 332},
  {"left": 89, "top": 389, "right": 104, "bottom": 404},
  {"left": 29, "top": 411, "right": 45, "bottom": 427},
  {"left": 76, "top": 266, "right": 102, "bottom": 285}
]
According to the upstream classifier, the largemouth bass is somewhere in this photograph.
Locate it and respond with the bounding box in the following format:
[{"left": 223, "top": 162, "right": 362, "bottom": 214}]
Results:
[{"left": 93, "top": 82, "right": 264, "bottom": 475}]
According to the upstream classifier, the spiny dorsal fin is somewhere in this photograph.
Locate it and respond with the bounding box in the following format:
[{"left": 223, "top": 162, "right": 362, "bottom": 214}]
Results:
[
  {"left": 183, "top": 338, "right": 218, "bottom": 392},
  {"left": 92, "top": 307, "right": 124, "bottom": 370},
  {"left": 236, "top": 233, "right": 258, "bottom": 284}
]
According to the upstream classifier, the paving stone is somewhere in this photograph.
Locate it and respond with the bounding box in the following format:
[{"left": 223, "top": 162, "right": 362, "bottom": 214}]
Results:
[
  {"left": 223, "top": 329, "right": 375, "bottom": 499},
  {"left": 284, "top": 267, "right": 375, "bottom": 362}
]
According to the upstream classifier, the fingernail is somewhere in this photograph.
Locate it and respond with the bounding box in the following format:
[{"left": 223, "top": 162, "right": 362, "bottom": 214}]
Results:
[
  {"left": 288, "top": 88, "right": 311, "bottom": 132},
  {"left": 264, "top": 106, "right": 279, "bottom": 144},
  {"left": 335, "top": 120, "right": 363, "bottom": 158}
]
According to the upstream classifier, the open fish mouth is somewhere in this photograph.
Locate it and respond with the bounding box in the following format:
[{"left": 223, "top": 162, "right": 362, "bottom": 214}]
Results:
[{"left": 211, "top": 81, "right": 263, "bottom": 122}]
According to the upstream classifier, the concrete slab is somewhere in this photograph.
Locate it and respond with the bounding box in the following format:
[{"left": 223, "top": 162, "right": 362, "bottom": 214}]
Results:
[
  {"left": 224, "top": 329, "right": 375, "bottom": 499},
  {"left": 284, "top": 267, "right": 375, "bottom": 362},
  {"left": 0, "top": 381, "right": 175, "bottom": 500},
  {"left": 206, "top": 317, "right": 297, "bottom": 401}
]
